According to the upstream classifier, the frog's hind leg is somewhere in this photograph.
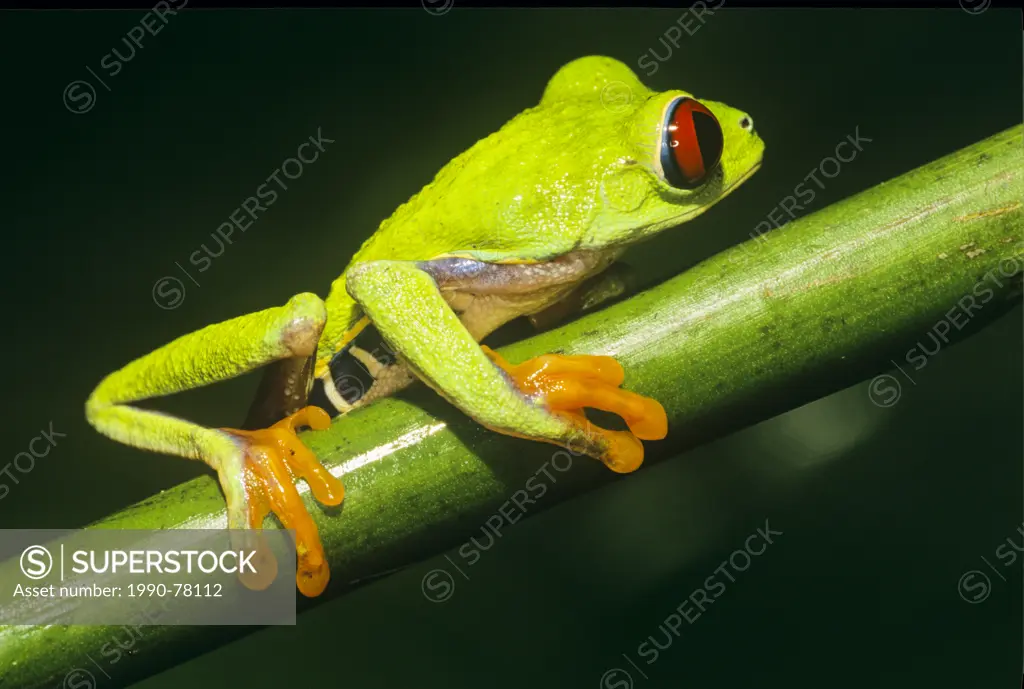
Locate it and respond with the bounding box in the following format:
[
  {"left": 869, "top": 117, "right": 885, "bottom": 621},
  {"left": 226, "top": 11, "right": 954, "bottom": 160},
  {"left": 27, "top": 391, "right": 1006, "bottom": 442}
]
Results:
[
  {"left": 244, "top": 353, "right": 317, "bottom": 430},
  {"left": 85, "top": 293, "right": 344, "bottom": 596}
]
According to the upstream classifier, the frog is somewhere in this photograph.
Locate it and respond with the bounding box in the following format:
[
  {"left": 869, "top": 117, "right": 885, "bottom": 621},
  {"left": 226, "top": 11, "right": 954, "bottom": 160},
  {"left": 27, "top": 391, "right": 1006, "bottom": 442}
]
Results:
[{"left": 85, "top": 56, "right": 764, "bottom": 597}]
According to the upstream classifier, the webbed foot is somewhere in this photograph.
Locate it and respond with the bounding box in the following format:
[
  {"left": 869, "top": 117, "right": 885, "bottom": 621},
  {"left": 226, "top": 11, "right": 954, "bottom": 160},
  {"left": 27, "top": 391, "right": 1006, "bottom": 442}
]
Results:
[
  {"left": 480, "top": 346, "right": 667, "bottom": 473},
  {"left": 220, "top": 406, "right": 344, "bottom": 597}
]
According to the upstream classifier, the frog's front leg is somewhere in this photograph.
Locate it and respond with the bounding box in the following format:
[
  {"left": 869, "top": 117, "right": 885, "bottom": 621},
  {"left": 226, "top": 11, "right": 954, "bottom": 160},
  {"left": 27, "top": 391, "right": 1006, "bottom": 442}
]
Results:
[
  {"left": 345, "top": 260, "right": 667, "bottom": 473},
  {"left": 85, "top": 293, "right": 344, "bottom": 596}
]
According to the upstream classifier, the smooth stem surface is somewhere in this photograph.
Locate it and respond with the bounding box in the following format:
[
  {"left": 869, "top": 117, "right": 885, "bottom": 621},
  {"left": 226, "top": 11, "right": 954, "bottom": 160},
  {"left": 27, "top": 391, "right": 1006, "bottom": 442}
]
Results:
[{"left": 1, "top": 126, "right": 1021, "bottom": 689}]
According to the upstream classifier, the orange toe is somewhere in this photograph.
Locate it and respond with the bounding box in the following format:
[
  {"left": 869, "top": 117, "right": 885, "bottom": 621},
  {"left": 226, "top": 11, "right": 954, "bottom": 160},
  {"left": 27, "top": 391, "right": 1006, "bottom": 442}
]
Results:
[
  {"left": 270, "top": 408, "right": 344, "bottom": 507},
  {"left": 601, "top": 429, "right": 645, "bottom": 474},
  {"left": 222, "top": 405, "right": 343, "bottom": 597},
  {"left": 541, "top": 378, "right": 668, "bottom": 441},
  {"left": 482, "top": 347, "right": 667, "bottom": 474},
  {"left": 233, "top": 529, "right": 278, "bottom": 592}
]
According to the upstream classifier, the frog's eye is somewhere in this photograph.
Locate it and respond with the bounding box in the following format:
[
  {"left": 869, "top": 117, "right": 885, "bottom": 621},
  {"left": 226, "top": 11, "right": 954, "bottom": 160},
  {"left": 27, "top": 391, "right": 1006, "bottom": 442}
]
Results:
[{"left": 660, "top": 96, "right": 724, "bottom": 189}]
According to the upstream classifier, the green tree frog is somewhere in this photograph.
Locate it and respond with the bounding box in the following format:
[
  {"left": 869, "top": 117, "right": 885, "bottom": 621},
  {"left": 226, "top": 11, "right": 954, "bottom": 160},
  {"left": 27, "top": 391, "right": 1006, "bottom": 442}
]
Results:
[{"left": 86, "top": 56, "right": 764, "bottom": 597}]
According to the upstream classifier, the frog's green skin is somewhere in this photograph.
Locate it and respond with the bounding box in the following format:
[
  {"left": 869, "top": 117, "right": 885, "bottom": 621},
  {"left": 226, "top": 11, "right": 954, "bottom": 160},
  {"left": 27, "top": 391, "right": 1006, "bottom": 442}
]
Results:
[{"left": 86, "top": 56, "right": 763, "bottom": 591}]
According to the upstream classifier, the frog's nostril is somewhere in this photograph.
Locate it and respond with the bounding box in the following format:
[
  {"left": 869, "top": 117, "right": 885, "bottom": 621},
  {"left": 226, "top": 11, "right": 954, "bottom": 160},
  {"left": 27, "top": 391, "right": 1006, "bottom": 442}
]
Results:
[{"left": 739, "top": 115, "right": 753, "bottom": 131}]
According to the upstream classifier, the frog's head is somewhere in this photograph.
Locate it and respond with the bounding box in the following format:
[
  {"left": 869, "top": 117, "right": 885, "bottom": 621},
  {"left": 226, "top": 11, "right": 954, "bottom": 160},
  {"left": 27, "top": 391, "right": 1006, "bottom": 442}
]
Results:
[{"left": 540, "top": 56, "right": 765, "bottom": 250}]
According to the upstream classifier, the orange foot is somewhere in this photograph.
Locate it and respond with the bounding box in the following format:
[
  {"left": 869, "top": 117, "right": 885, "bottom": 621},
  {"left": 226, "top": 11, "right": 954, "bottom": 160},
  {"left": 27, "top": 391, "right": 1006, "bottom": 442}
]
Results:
[
  {"left": 221, "top": 406, "right": 344, "bottom": 597},
  {"left": 480, "top": 346, "right": 668, "bottom": 474}
]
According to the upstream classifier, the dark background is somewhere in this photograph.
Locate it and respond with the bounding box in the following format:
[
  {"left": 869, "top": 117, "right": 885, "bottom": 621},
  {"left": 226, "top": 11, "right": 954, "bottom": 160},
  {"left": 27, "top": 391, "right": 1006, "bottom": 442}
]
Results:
[{"left": 1, "top": 7, "right": 1021, "bottom": 689}]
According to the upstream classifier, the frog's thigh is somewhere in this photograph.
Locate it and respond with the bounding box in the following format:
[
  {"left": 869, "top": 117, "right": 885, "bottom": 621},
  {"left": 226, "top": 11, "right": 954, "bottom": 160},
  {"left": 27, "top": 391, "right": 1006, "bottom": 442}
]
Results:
[{"left": 86, "top": 292, "right": 328, "bottom": 461}]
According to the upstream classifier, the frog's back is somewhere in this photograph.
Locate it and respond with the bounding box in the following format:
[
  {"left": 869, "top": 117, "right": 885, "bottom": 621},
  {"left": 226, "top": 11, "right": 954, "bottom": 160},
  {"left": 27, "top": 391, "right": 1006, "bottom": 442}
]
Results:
[{"left": 349, "top": 97, "right": 607, "bottom": 266}]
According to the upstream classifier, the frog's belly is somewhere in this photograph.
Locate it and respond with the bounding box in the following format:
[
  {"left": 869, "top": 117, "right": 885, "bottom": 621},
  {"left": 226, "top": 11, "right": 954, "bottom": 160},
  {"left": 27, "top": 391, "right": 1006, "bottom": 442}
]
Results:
[{"left": 308, "top": 284, "right": 575, "bottom": 418}]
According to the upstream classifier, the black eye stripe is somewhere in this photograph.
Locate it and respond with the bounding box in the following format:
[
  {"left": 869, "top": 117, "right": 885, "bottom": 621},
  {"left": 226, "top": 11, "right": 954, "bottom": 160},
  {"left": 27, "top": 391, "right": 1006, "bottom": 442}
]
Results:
[{"left": 692, "top": 110, "right": 724, "bottom": 175}]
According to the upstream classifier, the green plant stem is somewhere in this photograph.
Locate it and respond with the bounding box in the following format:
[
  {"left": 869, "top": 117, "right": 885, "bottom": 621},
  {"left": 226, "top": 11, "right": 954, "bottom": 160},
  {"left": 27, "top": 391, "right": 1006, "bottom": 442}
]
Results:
[{"left": 1, "top": 126, "right": 1021, "bottom": 689}]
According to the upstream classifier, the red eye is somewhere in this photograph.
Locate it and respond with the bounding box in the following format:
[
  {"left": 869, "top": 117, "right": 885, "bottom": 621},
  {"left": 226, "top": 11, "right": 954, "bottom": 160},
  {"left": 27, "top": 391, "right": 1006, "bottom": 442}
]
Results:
[{"left": 660, "top": 97, "right": 724, "bottom": 189}]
